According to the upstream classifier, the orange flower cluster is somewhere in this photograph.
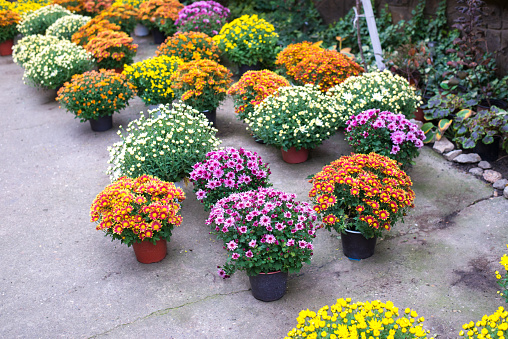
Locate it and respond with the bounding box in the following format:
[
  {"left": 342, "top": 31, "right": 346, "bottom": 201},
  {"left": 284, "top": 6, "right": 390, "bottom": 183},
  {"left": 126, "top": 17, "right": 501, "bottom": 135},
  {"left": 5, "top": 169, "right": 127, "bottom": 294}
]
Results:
[
  {"left": 156, "top": 31, "right": 220, "bottom": 62},
  {"left": 138, "top": 0, "right": 182, "bottom": 28},
  {"left": 227, "top": 69, "right": 290, "bottom": 120},
  {"left": 0, "top": 9, "right": 20, "bottom": 42},
  {"left": 84, "top": 30, "right": 138, "bottom": 69},
  {"left": 95, "top": 2, "right": 138, "bottom": 33},
  {"left": 51, "top": 0, "right": 84, "bottom": 14},
  {"left": 90, "top": 175, "right": 186, "bottom": 245},
  {"left": 71, "top": 17, "right": 121, "bottom": 46},
  {"left": 56, "top": 69, "right": 136, "bottom": 121},
  {"left": 83, "top": 0, "right": 113, "bottom": 14},
  {"left": 309, "top": 153, "right": 414, "bottom": 238},
  {"left": 276, "top": 42, "right": 364, "bottom": 92},
  {"left": 170, "top": 59, "right": 232, "bottom": 112}
]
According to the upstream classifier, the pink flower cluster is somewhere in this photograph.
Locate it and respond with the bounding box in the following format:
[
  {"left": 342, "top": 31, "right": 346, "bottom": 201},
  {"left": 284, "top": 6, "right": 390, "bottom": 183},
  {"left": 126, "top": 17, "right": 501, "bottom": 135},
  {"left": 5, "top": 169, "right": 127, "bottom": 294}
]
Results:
[
  {"left": 190, "top": 147, "right": 271, "bottom": 210},
  {"left": 206, "top": 187, "right": 318, "bottom": 278},
  {"left": 175, "top": 1, "right": 229, "bottom": 35},
  {"left": 345, "top": 109, "right": 425, "bottom": 155}
]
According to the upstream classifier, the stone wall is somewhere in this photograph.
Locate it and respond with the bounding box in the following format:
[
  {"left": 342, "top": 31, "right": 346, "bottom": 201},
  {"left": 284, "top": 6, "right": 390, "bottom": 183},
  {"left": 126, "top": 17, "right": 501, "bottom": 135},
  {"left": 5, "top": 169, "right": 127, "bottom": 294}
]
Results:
[{"left": 313, "top": 0, "right": 508, "bottom": 76}]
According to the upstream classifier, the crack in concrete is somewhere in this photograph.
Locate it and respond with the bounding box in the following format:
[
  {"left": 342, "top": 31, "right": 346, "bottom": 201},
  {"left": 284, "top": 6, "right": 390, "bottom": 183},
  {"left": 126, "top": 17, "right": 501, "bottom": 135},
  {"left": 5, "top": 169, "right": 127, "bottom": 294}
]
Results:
[{"left": 88, "top": 289, "right": 250, "bottom": 338}]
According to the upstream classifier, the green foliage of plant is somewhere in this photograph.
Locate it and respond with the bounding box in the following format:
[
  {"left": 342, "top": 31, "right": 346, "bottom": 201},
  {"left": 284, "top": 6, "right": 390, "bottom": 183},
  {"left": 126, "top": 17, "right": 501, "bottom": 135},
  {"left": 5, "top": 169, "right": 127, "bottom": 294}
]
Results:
[
  {"left": 45, "top": 14, "right": 90, "bottom": 41},
  {"left": 107, "top": 102, "right": 221, "bottom": 183},
  {"left": 453, "top": 106, "right": 508, "bottom": 151},
  {"left": 17, "top": 4, "right": 71, "bottom": 36}
]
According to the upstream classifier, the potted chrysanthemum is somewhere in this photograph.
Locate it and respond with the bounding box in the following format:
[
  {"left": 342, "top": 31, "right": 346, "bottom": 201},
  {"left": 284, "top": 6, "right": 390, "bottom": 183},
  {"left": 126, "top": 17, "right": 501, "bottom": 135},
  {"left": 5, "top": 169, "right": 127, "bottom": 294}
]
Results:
[
  {"left": 57, "top": 69, "right": 136, "bottom": 131},
  {"left": 137, "top": 0, "right": 183, "bottom": 43},
  {"left": 90, "top": 175, "right": 186, "bottom": 264},
  {"left": 170, "top": 59, "right": 232, "bottom": 126},
  {"left": 84, "top": 29, "right": 138, "bottom": 71},
  {"left": 17, "top": 4, "right": 71, "bottom": 36},
  {"left": 459, "top": 307, "right": 508, "bottom": 338},
  {"left": 308, "top": 153, "right": 415, "bottom": 259},
  {"left": 51, "top": 0, "right": 86, "bottom": 15},
  {"left": 82, "top": 0, "right": 114, "bottom": 15},
  {"left": 345, "top": 109, "right": 425, "bottom": 167},
  {"left": 107, "top": 102, "right": 221, "bottom": 183},
  {"left": 227, "top": 69, "right": 290, "bottom": 122},
  {"left": 276, "top": 43, "right": 364, "bottom": 92},
  {"left": 123, "top": 55, "right": 183, "bottom": 107},
  {"left": 206, "top": 187, "right": 319, "bottom": 301},
  {"left": 155, "top": 31, "right": 220, "bottom": 62},
  {"left": 95, "top": 2, "right": 138, "bottom": 35},
  {"left": 213, "top": 14, "right": 279, "bottom": 74},
  {"left": 12, "top": 34, "right": 62, "bottom": 67},
  {"left": 285, "top": 298, "right": 432, "bottom": 338},
  {"left": 45, "top": 14, "right": 90, "bottom": 41},
  {"left": 243, "top": 84, "right": 343, "bottom": 163},
  {"left": 71, "top": 17, "right": 121, "bottom": 47},
  {"left": 0, "top": 9, "right": 21, "bottom": 56},
  {"left": 175, "top": 1, "right": 229, "bottom": 37},
  {"left": 327, "top": 69, "right": 422, "bottom": 121},
  {"left": 189, "top": 147, "right": 272, "bottom": 211},
  {"left": 275, "top": 41, "right": 321, "bottom": 80}
]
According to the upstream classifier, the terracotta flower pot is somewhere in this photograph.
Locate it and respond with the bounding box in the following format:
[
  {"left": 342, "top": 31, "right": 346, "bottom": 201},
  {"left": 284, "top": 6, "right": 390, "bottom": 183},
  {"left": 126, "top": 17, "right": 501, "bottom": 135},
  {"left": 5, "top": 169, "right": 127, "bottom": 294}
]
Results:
[
  {"left": 0, "top": 39, "right": 14, "bottom": 56},
  {"left": 132, "top": 239, "right": 167, "bottom": 264},
  {"left": 281, "top": 147, "right": 309, "bottom": 164}
]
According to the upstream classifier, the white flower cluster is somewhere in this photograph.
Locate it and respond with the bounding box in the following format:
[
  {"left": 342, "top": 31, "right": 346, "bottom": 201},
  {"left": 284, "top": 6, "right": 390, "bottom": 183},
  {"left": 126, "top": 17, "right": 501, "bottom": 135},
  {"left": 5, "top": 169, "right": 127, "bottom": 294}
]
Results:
[
  {"left": 244, "top": 84, "right": 344, "bottom": 150},
  {"left": 327, "top": 69, "right": 422, "bottom": 122},
  {"left": 107, "top": 102, "right": 222, "bottom": 183},
  {"left": 17, "top": 4, "right": 72, "bottom": 36},
  {"left": 46, "top": 14, "right": 90, "bottom": 41},
  {"left": 22, "top": 38, "right": 94, "bottom": 89},
  {"left": 12, "top": 34, "right": 61, "bottom": 67}
]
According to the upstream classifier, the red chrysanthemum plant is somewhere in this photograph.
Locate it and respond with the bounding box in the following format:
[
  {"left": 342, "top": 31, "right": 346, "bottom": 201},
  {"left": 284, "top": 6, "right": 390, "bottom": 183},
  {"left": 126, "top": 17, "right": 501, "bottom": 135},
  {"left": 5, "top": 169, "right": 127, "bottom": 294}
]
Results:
[
  {"left": 90, "top": 175, "right": 186, "bottom": 246},
  {"left": 227, "top": 69, "right": 290, "bottom": 121},
  {"left": 308, "top": 153, "right": 415, "bottom": 239}
]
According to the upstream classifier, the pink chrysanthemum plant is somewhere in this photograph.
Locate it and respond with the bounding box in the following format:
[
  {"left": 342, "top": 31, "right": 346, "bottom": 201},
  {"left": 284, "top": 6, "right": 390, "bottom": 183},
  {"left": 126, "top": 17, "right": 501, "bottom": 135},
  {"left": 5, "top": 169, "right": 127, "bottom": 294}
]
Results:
[
  {"left": 345, "top": 109, "right": 425, "bottom": 167},
  {"left": 90, "top": 175, "right": 186, "bottom": 247},
  {"left": 226, "top": 69, "right": 290, "bottom": 121},
  {"left": 175, "top": 1, "right": 229, "bottom": 37},
  {"left": 190, "top": 147, "right": 272, "bottom": 211},
  {"left": 308, "top": 153, "right": 415, "bottom": 239},
  {"left": 206, "top": 187, "right": 319, "bottom": 278}
]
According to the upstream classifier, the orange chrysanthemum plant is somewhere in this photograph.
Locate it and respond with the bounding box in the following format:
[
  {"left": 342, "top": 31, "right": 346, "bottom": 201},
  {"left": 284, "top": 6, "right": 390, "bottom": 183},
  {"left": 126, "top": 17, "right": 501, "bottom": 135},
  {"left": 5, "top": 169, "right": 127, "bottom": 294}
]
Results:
[
  {"left": 71, "top": 17, "right": 121, "bottom": 47},
  {"left": 276, "top": 42, "right": 364, "bottom": 92},
  {"left": 170, "top": 59, "right": 232, "bottom": 112},
  {"left": 308, "top": 153, "right": 415, "bottom": 239},
  {"left": 227, "top": 69, "right": 290, "bottom": 121},
  {"left": 90, "top": 175, "right": 186, "bottom": 246},
  {"left": 56, "top": 69, "right": 136, "bottom": 122},
  {"left": 51, "top": 0, "right": 86, "bottom": 15},
  {"left": 95, "top": 2, "right": 138, "bottom": 34},
  {"left": 0, "top": 9, "right": 21, "bottom": 43},
  {"left": 138, "top": 0, "right": 182, "bottom": 33},
  {"left": 84, "top": 30, "right": 138, "bottom": 69},
  {"left": 155, "top": 31, "right": 220, "bottom": 62},
  {"left": 82, "top": 0, "right": 114, "bottom": 15}
]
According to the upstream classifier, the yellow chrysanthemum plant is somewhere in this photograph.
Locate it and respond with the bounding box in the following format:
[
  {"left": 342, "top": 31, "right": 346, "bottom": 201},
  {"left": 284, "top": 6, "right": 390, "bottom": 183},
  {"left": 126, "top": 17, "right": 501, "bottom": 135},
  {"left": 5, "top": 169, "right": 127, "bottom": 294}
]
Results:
[
  {"left": 90, "top": 175, "right": 186, "bottom": 247},
  {"left": 123, "top": 55, "right": 183, "bottom": 106},
  {"left": 226, "top": 69, "right": 290, "bottom": 121},
  {"left": 285, "top": 298, "right": 434, "bottom": 339},
  {"left": 459, "top": 306, "right": 508, "bottom": 338},
  {"left": 1, "top": 0, "right": 51, "bottom": 15},
  {"left": 212, "top": 14, "right": 279, "bottom": 67},
  {"left": 155, "top": 31, "right": 220, "bottom": 62},
  {"left": 170, "top": 58, "right": 232, "bottom": 112},
  {"left": 496, "top": 245, "right": 508, "bottom": 303},
  {"left": 308, "top": 153, "right": 415, "bottom": 239}
]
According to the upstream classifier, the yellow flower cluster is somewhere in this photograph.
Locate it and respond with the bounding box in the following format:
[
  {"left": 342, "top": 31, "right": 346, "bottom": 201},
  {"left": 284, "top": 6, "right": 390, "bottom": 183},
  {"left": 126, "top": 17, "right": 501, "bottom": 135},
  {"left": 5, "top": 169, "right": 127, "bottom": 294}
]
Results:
[
  {"left": 124, "top": 55, "right": 183, "bottom": 105},
  {"left": 459, "top": 306, "right": 508, "bottom": 338},
  {"left": 212, "top": 14, "right": 278, "bottom": 65},
  {"left": 114, "top": 0, "right": 145, "bottom": 8},
  {"left": 285, "top": 298, "right": 432, "bottom": 339},
  {"left": 1, "top": 0, "right": 50, "bottom": 15},
  {"left": 156, "top": 31, "right": 220, "bottom": 62}
]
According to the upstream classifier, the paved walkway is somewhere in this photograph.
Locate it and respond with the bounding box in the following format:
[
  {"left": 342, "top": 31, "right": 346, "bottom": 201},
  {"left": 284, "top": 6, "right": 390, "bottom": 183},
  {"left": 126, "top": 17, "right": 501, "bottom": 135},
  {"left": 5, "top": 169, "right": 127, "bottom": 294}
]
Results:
[{"left": 1, "top": 36, "right": 507, "bottom": 338}]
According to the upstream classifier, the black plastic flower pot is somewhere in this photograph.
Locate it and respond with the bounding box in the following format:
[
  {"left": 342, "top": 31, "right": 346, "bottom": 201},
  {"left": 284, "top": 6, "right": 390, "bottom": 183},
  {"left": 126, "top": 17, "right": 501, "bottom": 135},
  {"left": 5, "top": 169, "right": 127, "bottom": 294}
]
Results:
[
  {"left": 238, "top": 63, "right": 261, "bottom": 78},
  {"left": 341, "top": 229, "right": 377, "bottom": 260},
  {"left": 89, "top": 115, "right": 113, "bottom": 132},
  {"left": 201, "top": 108, "right": 217, "bottom": 127},
  {"left": 249, "top": 271, "right": 288, "bottom": 302},
  {"left": 472, "top": 136, "right": 501, "bottom": 162}
]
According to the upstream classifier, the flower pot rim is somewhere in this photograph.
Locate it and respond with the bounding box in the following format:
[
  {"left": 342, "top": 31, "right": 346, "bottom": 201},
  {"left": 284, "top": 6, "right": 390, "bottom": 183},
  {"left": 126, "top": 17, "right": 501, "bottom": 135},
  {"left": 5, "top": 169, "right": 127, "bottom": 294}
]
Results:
[
  {"left": 258, "top": 270, "right": 282, "bottom": 275},
  {"left": 344, "top": 229, "right": 362, "bottom": 234}
]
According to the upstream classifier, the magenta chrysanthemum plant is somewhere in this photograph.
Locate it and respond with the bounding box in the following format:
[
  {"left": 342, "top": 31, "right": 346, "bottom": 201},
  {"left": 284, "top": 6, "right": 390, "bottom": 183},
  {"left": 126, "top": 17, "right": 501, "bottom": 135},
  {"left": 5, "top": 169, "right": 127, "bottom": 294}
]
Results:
[
  {"left": 206, "top": 187, "right": 319, "bottom": 278},
  {"left": 175, "top": 1, "right": 229, "bottom": 36},
  {"left": 189, "top": 147, "right": 271, "bottom": 211},
  {"left": 345, "top": 109, "right": 425, "bottom": 166}
]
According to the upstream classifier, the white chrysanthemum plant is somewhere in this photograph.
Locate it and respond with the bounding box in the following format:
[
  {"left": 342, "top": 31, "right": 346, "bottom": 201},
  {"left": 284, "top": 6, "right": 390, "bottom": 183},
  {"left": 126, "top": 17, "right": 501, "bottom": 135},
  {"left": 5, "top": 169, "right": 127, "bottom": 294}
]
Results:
[
  {"left": 17, "top": 4, "right": 72, "bottom": 36},
  {"left": 46, "top": 14, "right": 90, "bottom": 41},
  {"left": 107, "top": 102, "right": 222, "bottom": 184},
  {"left": 243, "top": 84, "right": 345, "bottom": 151},
  {"left": 327, "top": 69, "right": 422, "bottom": 124}
]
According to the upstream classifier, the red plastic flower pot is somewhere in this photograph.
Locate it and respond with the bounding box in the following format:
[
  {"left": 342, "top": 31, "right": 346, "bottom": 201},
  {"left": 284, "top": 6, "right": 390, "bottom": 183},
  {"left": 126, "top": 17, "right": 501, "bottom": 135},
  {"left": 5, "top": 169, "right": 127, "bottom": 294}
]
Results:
[
  {"left": 0, "top": 39, "right": 14, "bottom": 56},
  {"left": 281, "top": 147, "right": 309, "bottom": 164},
  {"left": 132, "top": 239, "right": 167, "bottom": 264}
]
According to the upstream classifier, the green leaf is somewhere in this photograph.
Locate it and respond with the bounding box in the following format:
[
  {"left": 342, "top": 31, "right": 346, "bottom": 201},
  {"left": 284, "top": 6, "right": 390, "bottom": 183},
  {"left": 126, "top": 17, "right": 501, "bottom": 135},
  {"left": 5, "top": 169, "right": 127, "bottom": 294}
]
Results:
[
  {"left": 421, "top": 122, "right": 434, "bottom": 134},
  {"left": 423, "top": 130, "right": 436, "bottom": 143},
  {"left": 463, "top": 138, "right": 476, "bottom": 148},
  {"left": 482, "top": 135, "right": 494, "bottom": 144},
  {"left": 438, "top": 119, "right": 452, "bottom": 134},
  {"left": 456, "top": 109, "right": 473, "bottom": 120}
]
